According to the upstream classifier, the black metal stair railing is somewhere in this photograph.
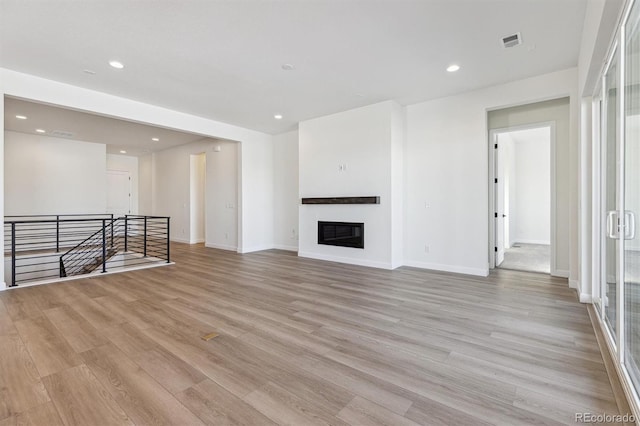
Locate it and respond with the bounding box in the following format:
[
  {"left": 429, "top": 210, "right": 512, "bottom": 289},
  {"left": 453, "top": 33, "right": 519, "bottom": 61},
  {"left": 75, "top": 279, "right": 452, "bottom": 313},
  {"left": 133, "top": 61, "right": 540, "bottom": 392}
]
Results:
[
  {"left": 4, "top": 214, "right": 170, "bottom": 287},
  {"left": 59, "top": 215, "right": 171, "bottom": 280},
  {"left": 4, "top": 214, "right": 113, "bottom": 286}
]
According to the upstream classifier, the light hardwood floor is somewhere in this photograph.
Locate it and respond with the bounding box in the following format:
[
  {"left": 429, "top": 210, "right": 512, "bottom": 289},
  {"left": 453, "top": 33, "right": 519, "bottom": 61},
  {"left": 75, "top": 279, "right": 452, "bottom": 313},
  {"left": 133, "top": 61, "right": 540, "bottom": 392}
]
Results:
[{"left": 0, "top": 243, "right": 629, "bottom": 425}]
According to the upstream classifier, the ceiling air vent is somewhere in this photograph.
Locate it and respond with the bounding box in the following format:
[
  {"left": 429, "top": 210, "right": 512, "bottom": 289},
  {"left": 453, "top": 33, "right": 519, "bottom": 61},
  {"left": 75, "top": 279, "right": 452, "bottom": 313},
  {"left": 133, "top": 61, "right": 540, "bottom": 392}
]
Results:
[
  {"left": 51, "top": 130, "right": 75, "bottom": 138},
  {"left": 502, "top": 33, "right": 522, "bottom": 48}
]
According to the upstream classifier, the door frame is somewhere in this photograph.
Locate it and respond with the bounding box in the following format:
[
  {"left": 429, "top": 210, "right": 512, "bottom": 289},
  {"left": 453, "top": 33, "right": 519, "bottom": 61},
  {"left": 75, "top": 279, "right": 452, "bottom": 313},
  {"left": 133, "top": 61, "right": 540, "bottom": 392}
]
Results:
[{"left": 488, "top": 121, "right": 557, "bottom": 274}]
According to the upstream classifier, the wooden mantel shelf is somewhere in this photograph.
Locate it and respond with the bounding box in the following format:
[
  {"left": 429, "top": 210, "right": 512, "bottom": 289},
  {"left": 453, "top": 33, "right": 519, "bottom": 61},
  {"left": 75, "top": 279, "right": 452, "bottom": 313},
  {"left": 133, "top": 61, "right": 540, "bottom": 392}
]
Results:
[{"left": 301, "top": 196, "right": 380, "bottom": 205}]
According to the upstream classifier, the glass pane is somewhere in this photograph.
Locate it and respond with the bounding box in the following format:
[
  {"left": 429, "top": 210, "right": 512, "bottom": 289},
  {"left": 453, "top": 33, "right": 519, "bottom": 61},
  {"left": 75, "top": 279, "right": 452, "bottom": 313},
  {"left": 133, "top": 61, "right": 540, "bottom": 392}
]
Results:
[
  {"left": 625, "top": 1, "right": 640, "bottom": 389},
  {"left": 604, "top": 47, "right": 619, "bottom": 340}
]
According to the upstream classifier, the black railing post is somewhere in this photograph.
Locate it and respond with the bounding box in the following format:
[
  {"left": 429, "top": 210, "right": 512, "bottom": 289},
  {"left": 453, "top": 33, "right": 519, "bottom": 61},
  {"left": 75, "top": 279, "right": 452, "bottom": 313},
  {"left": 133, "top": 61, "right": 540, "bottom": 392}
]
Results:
[
  {"left": 143, "top": 217, "right": 148, "bottom": 257},
  {"left": 110, "top": 219, "right": 114, "bottom": 249},
  {"left": 124, "top": 216, "right": 128, "bottom": 252},
  {"left": 102, "top": 219, "right": 107, "bottom": 273},
  {"left": 166, "top": 218, "right": 170, "bottom": 263},
  {"left": 56, "top": 215, "right": 60, "bottom": 253},
  {"left": 11, "top": 223, "right": 16, "bottom": 287}
]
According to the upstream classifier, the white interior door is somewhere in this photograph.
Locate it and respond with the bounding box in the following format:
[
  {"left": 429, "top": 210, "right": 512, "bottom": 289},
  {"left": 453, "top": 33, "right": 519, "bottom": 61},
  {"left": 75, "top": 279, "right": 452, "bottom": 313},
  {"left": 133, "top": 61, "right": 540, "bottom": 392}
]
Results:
[{"left": 107, "top": 170, "right": 131, "bottom": 216}]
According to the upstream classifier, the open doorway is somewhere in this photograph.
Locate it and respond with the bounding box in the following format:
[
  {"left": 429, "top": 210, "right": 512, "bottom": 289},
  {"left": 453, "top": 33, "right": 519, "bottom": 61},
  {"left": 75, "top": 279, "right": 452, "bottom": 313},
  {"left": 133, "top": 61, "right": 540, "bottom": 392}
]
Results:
[
  {"left": 189, "top": 153, "right": 206, "bottom": 244},
  {"left": 492, "top": 125, "right": 552, "bottom": 274}
]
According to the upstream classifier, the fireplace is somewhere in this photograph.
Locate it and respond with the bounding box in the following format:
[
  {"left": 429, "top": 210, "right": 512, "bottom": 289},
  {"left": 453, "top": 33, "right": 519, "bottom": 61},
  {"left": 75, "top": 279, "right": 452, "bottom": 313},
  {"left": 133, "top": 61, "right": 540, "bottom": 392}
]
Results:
[{"left": 318, "top": 221, "right": 364, "bottom": 249}]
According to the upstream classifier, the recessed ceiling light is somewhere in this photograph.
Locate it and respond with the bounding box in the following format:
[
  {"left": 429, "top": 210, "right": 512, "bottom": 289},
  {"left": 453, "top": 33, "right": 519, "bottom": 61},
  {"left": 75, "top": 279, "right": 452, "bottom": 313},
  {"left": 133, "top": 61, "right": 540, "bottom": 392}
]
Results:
[
  {"left": 120, "top": 150, "right": 127, "bottom": 154},
  {"left": 15, "top": 115, "right": 27, "bottom": 120},
  {"left": 35, "top": 129, "right": 46, "bottom": 133},
  {"left": 109, "top": 60, "right": 124, "bottom": 69},
  {"left": 274, "top": 114, "right": 283, "bottom": 120},
  {"left": 151, "top": 137, "right": 159, "bottom": 142},
  {"left": 281, "top": 64, "right": 295, "bottom": 71},
  {"left": 447, "top": 64, "right": 460, "bottom": 72}
]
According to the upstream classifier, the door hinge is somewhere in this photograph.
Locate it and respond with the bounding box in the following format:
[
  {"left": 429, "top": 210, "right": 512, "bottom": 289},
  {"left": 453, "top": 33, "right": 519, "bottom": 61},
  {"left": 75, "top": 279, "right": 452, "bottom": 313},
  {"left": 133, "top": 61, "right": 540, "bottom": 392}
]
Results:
[
  {"left": 494, "top": 178, "right": 498, "bottom": 183},
  {"left": 494, "top": 143, "right": 498, "bottom": 149},
  {"left": 495, "top": 247, "right": 498, "bottom": 252},
  {"left": 494, "top": 212, "right": 498, "bottom": 218}
]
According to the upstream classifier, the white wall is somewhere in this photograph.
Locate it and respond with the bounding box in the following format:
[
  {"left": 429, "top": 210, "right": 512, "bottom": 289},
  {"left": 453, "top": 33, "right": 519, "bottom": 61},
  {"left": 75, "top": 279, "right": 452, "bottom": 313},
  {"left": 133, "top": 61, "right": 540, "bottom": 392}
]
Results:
[
  {"left": 138, "top": 154, "right": 153, "bottom": 215},
  {"left": 299, "top": 101, "right": 402, "bottom": 269},
  {"left": 499, "top": 128, "right": 551, "bottom": 245},
  {"left": 189, "top": 153, "right": 206, "bottom": 243},
  {"left": 106, "top": 154, "right": 139, "bottom": 215},
  {"left": 5, "top": 131, "right": 107, "bottom": 215},
  {"left": 404, "top": 68, "right": 578, "bottom": 277},
  {"left": 1, "top": 68, "right": 274, "bottom": 255},
  {"left": 578, "top": 0, "right": 625, "bottom": 97},
  {"left": 151, "top": 139, "right": 239, "bottom": 248},
  {"left": 273, "top": 130, "right": 299, "bottom": 251},
  {"left": 206, "top": 141, "right": 239, "bottom": 251}
]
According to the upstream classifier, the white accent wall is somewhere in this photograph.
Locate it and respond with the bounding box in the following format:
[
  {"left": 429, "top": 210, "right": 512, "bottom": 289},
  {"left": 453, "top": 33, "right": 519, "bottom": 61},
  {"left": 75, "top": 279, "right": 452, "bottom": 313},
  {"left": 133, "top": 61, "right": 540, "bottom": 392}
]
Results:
[
  {"left": 273, "top": 130, "right": 299, "bottom": 251},
  {"left": 298, "top": 101, "right": 403, "bottom": 269},
  {"left": 5, "top": 131, "right": 107, "bottom": 215}
]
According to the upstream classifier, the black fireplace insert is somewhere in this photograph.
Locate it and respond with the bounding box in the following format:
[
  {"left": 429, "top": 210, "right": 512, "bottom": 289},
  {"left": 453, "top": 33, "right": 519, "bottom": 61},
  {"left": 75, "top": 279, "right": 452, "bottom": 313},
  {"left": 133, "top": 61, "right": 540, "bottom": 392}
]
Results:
[{"left": 318, "top": 221, "right": 364, "bottom": 249}]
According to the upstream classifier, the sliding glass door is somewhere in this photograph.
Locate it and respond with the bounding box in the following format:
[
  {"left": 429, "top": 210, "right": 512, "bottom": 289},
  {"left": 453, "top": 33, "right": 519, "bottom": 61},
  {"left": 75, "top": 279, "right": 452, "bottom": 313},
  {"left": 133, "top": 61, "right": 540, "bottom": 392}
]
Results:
[
  {"left": 603, "top": 45, "right": 620, "bottom": 343},
  {"left": 625, "top": 1, "right": 640, "bottom": 390},
  {"left": 599, "top": 0, "right": 640, "bottom": 406}
]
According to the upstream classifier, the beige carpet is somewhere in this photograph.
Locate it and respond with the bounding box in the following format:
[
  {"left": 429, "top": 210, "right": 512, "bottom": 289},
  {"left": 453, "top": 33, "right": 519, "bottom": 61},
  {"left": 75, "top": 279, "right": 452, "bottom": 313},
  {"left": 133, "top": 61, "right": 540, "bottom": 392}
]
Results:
[{"left": 498, "top": 243, "right": 550, "bottom": 274}]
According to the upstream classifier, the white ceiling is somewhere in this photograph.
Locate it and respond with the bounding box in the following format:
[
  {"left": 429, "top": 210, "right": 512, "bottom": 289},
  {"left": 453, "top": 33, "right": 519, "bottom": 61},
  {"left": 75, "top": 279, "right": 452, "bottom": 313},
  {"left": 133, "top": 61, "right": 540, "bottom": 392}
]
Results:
[
  {"left": 1, "top": 0, "right": 587, "bottom": 135},
  {"left": 4, "top": 97, "right": 211, "bottom": 155}
]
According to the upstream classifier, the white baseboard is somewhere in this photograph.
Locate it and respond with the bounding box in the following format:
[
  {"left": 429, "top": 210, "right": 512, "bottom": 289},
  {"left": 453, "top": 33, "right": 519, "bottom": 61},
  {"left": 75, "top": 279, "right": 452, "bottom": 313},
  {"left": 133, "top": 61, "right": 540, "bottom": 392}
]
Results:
[
  {"left": 298, "top": 251, "right": 394, "bottom": 270},
  {"left": 239, "top": 244, "right": 276, "bottom": 254},
  {"left": 513, "top": 239, "right": 551, "bottom": 245},
  {"left": 204, "top": 243, "right": 237, "bottom": 251},
  {"left": 171, "top": 237, "right": 191, "bottom": 244},
  {"left": 579, "top": 292, "right": 593, "bottom": 303},
  {"left": 553, "top": 269, "right": 570, "bottom": 278},
  {"left": 272, "top": 244, "right": 298, "bottom": 252},
  {"left": 190, "top": 239, "right": 205, "bottom": 244},
  {"left": 569, "top": 279, "right": 579, "bottom": 289},
  {"left": 403, "top": 260, "right": 489, "bottom": 277}
]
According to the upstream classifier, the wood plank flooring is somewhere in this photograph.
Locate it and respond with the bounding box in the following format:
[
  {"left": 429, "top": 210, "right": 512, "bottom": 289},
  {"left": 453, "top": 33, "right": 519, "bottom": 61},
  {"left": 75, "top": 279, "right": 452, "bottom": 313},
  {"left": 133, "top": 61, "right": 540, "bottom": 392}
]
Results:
[{"left": 0, "top": 243, "right": 628, "bottom": 425}]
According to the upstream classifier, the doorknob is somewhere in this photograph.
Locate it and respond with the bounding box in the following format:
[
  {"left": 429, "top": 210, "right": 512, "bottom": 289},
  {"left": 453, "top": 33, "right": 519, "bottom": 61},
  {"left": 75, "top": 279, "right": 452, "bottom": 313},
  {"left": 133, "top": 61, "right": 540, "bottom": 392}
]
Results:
[
  {"left": 624, "top": 210, "right": 636, "bottom": 240},
  {"left": 607, "top": 211, "right": 619, "bottom": 239}
]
